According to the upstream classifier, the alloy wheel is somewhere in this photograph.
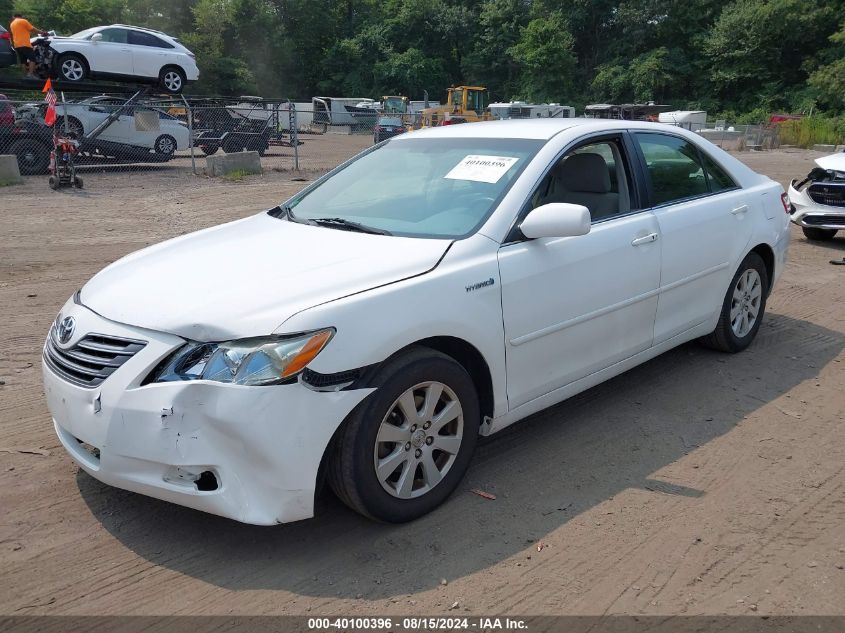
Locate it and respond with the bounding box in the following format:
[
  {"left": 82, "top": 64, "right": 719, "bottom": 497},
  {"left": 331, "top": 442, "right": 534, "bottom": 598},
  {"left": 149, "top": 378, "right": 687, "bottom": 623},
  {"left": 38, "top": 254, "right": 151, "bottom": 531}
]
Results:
[
  {"left": 156, "top": 136, "right": 175, "bottom": 155},
  {"left": 61, "top": 59, "right": 84, "bottom": 81},
  {"left": 163, "top": 71, "right": 182, "bottom": 92},
  {"left": 730, "top": 268, "right": 762, "bottom": 338},
  {"left": 373, "top": 381, "right": 464, "bottom": 499}
]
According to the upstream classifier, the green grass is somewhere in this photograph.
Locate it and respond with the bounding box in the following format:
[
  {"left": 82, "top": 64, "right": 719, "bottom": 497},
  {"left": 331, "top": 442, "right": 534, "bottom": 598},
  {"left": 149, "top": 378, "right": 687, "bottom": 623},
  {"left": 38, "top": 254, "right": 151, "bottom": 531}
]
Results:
[
  {"left": 221, "top": 169, "right": 258, "bottom": 182},
  {"left": 778, "top": 116, "right": 845, "bottom": 148}
]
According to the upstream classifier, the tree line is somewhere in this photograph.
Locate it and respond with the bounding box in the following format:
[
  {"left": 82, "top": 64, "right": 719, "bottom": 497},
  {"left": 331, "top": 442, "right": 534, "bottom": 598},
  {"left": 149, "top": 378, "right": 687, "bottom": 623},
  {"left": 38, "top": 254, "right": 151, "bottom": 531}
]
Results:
[{"left": 6, "top": 0, "right": 845, "bottom": 118}]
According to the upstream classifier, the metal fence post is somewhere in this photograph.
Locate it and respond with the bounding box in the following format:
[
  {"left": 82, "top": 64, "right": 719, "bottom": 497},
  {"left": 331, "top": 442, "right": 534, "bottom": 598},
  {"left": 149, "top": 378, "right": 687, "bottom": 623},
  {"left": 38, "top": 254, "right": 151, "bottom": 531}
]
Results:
[
  {"left": 291, "top": 103, "right": 299, "bottom": 171},
  {"left": 182, "top": 94, "right": 196, "bottom": 175}
]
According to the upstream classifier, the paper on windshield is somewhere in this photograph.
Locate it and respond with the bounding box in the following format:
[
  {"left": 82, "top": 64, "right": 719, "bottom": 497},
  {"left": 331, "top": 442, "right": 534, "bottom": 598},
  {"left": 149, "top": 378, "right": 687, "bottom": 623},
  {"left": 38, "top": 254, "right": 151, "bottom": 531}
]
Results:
[{"left": 444, "top": 155, "right": 519, "bottom": 184}]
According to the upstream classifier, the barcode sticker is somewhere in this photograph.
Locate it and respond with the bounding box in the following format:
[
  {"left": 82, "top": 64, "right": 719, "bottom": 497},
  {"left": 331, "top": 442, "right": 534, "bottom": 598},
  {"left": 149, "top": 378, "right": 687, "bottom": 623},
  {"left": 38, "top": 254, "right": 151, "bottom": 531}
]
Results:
[{"left": 444, "top": 155, "right": 519, "bottom": 184}]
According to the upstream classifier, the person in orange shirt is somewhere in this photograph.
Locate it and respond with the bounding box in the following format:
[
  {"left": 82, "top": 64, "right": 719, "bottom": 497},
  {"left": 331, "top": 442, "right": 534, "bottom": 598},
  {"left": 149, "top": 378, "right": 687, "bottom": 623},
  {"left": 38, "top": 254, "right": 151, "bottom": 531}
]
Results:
[{"left": 10, "top": 13, "right": 44, "bottom": 77}]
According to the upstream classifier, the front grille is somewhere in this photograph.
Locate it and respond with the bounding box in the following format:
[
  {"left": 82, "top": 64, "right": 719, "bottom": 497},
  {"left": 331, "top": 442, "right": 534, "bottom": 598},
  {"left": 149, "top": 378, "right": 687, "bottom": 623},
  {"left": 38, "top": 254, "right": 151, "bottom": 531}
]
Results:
[
  {"left": 802, "top": 215, "right": 845, "bottom": 227},
  {"left": 44, "top": 330, "right": 146, "bottom": 388},
  {"left": 808, "top": 183, "right": 845, "bottom": 208}
]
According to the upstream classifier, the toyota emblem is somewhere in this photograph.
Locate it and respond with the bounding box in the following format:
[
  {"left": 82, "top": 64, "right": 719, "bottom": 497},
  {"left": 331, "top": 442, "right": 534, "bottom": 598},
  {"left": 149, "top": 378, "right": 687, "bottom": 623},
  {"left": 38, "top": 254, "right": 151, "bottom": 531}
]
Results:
[{"left": 57, "top": 315, "right": 76, "bottom": 344}]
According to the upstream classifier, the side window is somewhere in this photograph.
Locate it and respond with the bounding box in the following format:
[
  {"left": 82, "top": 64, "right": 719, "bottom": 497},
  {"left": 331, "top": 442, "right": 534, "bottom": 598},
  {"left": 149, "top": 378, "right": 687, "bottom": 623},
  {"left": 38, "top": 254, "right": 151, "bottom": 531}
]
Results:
[
  {"left": 700, "top": 151, "right": 737, "bottom": 192},
  {"left": 99, "top": 28, "right": 128, "bottom": 44},
  {"left": 128, "top": 31, "right": 173, "bottom": 48},
  {"left": 531, "top": 139, "right": 633, "bottom": 222},
  {"left": 635, "top": 133, "right": 709, "bottom": 205}
]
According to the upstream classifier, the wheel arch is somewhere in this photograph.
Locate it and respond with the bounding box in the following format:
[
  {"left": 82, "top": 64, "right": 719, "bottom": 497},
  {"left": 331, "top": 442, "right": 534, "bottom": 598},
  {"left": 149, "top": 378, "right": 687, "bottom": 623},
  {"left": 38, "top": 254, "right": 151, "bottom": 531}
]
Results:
[
  {"left": 314, "top": 335, "right": 495, "bottom": 500},
  {"left": 410, "top": 336, "right": 494, "bottom": 422},
  {"left": 749, "top": 243, "right": 775, "bottom": 296},
  {"left": 159, "top": 64, "right": 186, "bottom": 80},
  {"left": 57, "top": 50, "right": 90, "bottom": 72}
]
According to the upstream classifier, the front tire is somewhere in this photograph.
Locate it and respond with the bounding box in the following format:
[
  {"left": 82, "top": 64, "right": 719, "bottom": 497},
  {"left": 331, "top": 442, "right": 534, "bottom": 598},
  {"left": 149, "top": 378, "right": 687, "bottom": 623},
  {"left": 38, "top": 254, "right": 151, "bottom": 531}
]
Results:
[
  {"left": 57, "top": 54, "right": 87, "bottom": 83},
  {"left": 328, "top": 347, "right": 480, "bottom": 522},
  {"left": 802, "top": 227, "right": 837, "bottom": 241},
  {"left": 700, "top": 252, "right": 769, "bottom": 353}
]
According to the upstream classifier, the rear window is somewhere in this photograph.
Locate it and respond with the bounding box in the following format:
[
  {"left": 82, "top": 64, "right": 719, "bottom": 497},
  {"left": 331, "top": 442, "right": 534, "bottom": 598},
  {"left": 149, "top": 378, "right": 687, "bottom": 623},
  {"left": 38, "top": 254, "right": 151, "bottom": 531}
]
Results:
[
  {"left": 701, "top": 152, "right": 738, "bottom": 192},
  {"left": 379, "top": 117, "right": 403, "bottom": 126},
  {"left": 128, "top": 31, "right": 173, "bottom": 48}
]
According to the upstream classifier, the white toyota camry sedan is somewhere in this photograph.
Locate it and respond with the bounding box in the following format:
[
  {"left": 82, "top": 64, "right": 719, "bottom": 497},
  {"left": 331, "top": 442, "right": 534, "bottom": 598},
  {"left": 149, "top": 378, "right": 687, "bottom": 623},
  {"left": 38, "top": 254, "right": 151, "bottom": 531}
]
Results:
[{"left": 43, "top": 119, "right": 790, "bottom": 525}]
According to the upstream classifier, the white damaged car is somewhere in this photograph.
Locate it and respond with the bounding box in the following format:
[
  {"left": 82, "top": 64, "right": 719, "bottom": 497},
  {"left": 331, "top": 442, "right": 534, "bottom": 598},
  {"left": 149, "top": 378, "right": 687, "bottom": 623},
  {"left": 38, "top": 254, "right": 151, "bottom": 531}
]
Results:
[
  {"left": 43, "top": 119, "right": 790, "bottom": 525},
  {"left": 787, "top": 152, "right": 845, "bottom": 241}
]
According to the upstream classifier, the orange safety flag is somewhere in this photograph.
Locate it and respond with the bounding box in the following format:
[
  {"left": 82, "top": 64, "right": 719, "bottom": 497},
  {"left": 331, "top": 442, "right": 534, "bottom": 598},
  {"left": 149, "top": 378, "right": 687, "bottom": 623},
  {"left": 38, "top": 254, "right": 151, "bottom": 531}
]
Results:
[
  {"left": 43, "top": 82, "right": 58, "bottom": 127},
  {"left": 41, "top": 78, "right": 53, "bottom": 93}
]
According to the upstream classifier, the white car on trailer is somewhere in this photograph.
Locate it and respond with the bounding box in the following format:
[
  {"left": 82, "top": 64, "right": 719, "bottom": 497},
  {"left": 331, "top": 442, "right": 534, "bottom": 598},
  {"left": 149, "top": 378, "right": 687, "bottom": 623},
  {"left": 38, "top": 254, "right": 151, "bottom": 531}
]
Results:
[
  {"left": 43, "top": 119, "right": 790, "bottom": 525},
  {"left": 47, "top": 24, "right": 199, "bottom": 94}
]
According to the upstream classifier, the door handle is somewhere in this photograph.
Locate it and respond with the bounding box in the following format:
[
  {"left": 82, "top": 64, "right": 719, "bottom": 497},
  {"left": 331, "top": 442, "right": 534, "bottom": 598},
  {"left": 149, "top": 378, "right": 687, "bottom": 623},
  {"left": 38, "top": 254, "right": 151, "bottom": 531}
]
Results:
[
  {"left": 631, "top": 232, "right": 658, "bottom": 246},
  {"left": 731, "top": 204, "right": 749, "bottom": 215}
]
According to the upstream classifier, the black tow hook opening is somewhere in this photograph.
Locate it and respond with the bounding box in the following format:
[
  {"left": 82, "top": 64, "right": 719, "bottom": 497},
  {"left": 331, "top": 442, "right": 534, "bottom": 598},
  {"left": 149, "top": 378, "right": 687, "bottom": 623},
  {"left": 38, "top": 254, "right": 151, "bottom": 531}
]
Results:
[{"left": 195, "top": 470, "right": 219, "bottom": 491}]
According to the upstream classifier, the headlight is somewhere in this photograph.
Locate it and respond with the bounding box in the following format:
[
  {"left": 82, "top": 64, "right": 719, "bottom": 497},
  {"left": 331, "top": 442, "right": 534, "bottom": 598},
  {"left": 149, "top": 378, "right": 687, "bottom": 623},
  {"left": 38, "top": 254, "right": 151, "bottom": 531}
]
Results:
[{"left": 150, "top": 329, "right": 334, "bottom": 386}]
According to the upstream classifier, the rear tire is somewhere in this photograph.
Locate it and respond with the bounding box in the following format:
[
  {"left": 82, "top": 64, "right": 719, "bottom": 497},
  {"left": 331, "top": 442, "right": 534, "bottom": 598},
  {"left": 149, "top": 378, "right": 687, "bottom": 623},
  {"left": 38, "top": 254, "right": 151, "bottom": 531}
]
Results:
[
  {"left": 222, "top": 137, "right": 244, "bottom": 154},
  {"left": 57, "top": 53, "right": 87, "bottom": 83},
  {"left": 328, "top": 347, "right": 480, "bottom": 523},
  {"left": 48, "top": 175, "right": 58, "bottom": 190},
  {"left": 159, "top": 67, "right": 185, "bottom": 94},
  {"left": 198, "top": 143, "right": 219, "bottom": 156},
  {"left": 153, "top": 134, "right": 177, "bottom": 158},
  {"left": 802, "top": 227, "right": 837, "bottom": 241},
  {"left": 9, "top": 139, "right": 50, "bottom": 175},
  {"left": 700, "top": 252, "right": 769, "bottom": 353}
]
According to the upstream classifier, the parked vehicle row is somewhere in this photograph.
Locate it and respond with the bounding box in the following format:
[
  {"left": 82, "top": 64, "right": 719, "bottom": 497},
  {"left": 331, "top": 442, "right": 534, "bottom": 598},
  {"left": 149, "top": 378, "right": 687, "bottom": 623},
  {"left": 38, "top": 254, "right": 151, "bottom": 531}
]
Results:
[
  {"left": 43, "top": 119, "right": 790, "bottom": 526},
  {"left": 2, "top": 93, "right": 191, "bottom": 173}
]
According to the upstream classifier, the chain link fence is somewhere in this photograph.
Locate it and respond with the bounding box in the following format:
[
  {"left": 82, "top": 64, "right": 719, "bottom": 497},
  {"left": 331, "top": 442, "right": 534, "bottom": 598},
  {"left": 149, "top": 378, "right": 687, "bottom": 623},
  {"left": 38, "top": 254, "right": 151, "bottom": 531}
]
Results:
[
  {"left": 0, "top": 91, "right": 381, "bottom": 182},
  {"left": 1, "top": 89, "right": 787, "bottom": 186},
  {"left": 690, "top": 123, "right": 780, "bottom": 151}
]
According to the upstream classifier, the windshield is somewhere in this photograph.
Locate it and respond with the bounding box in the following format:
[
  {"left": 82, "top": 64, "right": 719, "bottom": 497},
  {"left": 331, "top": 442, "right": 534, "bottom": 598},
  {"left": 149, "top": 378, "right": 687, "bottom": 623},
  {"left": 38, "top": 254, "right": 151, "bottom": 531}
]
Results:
[
  {"left": 70, "top": 28, "right": 98, "bottom": 39},
  {"left": 285, "top": 137, "right": 543, "bottom": 239}
]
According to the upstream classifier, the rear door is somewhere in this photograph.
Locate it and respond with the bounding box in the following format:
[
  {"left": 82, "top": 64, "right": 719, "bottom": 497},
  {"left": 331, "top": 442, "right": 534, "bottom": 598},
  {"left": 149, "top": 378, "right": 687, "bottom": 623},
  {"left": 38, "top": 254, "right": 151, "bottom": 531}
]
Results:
[
  {"left": 632, "top": 132, "right": 753, "bottom": 345},
  {"left": 127, "top": 30, "right": 174, "bottom": 79}
]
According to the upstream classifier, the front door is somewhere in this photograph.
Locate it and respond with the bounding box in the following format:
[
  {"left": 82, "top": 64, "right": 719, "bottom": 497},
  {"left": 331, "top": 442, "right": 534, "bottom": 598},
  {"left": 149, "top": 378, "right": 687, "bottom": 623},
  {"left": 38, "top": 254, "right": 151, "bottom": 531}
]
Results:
[
  {"left": 498, "top": 135, "right": 662, "bottom": 408},
  {"left": 89, "top": 28, "right": 133, "bottom": 76}
]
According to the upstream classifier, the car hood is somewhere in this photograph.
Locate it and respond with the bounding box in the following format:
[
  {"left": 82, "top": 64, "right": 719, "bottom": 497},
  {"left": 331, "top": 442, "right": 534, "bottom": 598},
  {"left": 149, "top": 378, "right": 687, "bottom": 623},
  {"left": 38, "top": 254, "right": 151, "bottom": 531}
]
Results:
[
  {"left": 816, "top": 153, "right": 845, "bottom": 173},
  {"left": 81, "top": 213, "right": 450, "bottom": 341}
]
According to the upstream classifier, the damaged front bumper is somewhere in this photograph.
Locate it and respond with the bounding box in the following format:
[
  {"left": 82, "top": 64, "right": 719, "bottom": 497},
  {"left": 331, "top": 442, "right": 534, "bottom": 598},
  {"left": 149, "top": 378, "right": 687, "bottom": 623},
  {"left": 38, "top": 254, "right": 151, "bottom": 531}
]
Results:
[
  {"left": 43, "top": 300, "right": 372, "bottom": 525},
  {"left": 787, "top": 166, "right": 845, "bottom": 231}
]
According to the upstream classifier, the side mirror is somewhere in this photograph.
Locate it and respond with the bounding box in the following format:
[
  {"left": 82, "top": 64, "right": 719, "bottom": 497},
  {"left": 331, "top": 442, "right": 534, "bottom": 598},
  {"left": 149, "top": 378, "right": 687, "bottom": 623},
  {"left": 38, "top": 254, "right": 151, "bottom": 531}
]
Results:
[
  {"left": 90, "top": 33, "right": 102, "bottom": 42},
  {"left": 520, "top": 203, "right": 591, "bottom": 239}
]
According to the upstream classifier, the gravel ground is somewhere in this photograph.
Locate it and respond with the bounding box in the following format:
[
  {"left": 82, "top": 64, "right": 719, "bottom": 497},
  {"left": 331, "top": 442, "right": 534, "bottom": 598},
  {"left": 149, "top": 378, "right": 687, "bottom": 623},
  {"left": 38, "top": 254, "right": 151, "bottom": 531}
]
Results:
[{"left": 0, "top": 144, "right": 843, "bottom": 618}]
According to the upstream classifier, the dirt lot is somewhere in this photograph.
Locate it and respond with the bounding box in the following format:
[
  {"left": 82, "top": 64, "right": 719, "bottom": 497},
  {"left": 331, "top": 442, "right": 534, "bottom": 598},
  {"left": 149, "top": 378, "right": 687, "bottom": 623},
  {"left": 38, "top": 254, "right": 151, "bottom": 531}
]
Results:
[{"left": 0, "top": 144, "right": 843, "bottom": 619}]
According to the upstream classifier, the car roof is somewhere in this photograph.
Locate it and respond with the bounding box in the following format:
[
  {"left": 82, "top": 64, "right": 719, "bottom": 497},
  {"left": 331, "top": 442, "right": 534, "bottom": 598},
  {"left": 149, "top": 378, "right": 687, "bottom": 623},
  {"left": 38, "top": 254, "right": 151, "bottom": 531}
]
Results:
[
  {"left": 109, "top": 24, "right": 169, "bottom": 36},
  {"left": 396, "top": 118, "right": 711, "bottom": 141}
]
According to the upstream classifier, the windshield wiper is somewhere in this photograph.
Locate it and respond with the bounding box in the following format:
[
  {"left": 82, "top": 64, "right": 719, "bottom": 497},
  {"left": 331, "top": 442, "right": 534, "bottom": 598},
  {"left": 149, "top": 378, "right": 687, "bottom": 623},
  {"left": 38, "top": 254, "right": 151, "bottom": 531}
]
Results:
[
  {"left": 310, "top": 217, "right": 392, "bottom": 236},
  {"left": 269, "top": 204, "right": 315, "bottom": 225}
]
